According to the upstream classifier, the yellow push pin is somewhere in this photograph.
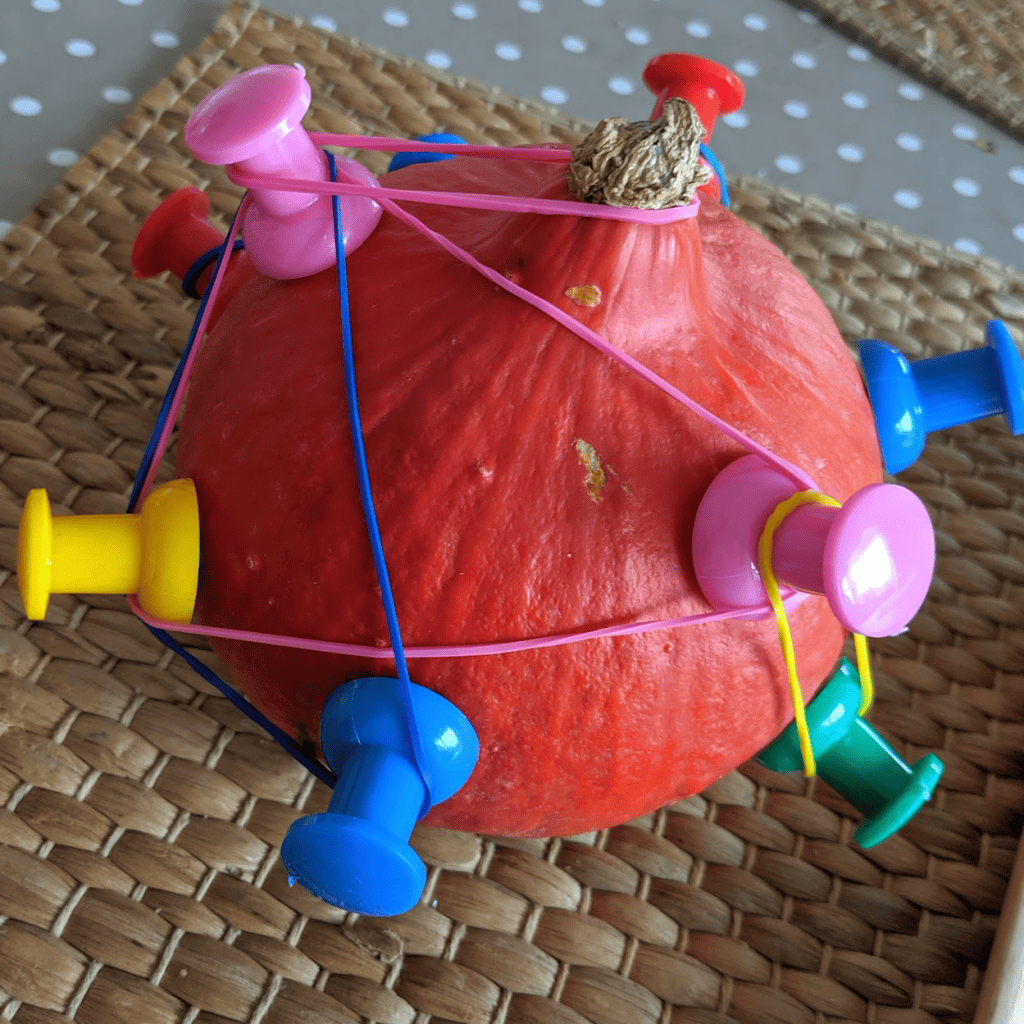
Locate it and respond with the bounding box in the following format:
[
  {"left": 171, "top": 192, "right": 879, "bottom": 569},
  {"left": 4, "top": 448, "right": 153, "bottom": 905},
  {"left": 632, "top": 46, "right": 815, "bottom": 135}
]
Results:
[{"left": 18, "top": 479, "right": 200, "bottom": 623}]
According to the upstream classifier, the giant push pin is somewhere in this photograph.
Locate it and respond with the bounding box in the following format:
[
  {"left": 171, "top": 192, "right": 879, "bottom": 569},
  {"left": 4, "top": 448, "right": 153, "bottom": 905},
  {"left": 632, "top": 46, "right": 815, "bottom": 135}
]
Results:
[
  {"left": 185, "top": 63, "right": 382, "bottom": 280},
  {"left": 18, "top": 479, "right": 200, "bottom": 623},
  {"left": 757, "top": 658, "right": 944, "bottom": 847},
  {"left": 642, "top": 53, "right": 744, "bottom": 205},
  {"left": 281, "top": 676, "right": 479, "bottom": 917},
  {"left": 860, "top": 319, "right": 1024, "bottom": 475},
  {"left": 692, "top": 455, "right": 935, "bottom": 637}
]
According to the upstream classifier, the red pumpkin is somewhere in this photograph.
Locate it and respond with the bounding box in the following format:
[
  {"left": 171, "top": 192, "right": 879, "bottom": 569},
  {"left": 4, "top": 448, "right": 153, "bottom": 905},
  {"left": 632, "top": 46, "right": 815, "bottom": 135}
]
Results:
[{"left": 174, "top": 146, "right": 882, "bottom": 838}]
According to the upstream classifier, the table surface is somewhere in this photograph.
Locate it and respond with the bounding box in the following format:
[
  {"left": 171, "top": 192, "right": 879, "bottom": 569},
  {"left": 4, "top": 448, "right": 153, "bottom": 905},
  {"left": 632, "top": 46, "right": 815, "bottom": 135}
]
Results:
[{"left": 4, "top": 0, "right": 1024, "bottom": 272}]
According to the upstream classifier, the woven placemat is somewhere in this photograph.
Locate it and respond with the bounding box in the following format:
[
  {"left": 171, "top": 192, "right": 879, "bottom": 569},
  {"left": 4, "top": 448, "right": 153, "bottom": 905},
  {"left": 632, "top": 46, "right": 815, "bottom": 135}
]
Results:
[
  {"left": 2, "top": 2, "right": 1024, "bottom": 1022},
  {"left": 784, "top": 0, "right": 1024, "bottom": 142}
]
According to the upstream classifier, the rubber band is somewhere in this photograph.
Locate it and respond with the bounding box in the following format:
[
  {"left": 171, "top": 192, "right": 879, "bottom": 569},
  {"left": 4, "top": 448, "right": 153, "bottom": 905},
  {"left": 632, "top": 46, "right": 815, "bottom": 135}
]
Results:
[
  {"left": 758, "top": 491, "right": 874, "bottom": 776},
  {"left": 699, "top": 143, "right": 729, "bottom": 209},
  {"left": 182, "top": 239, "right": 245, "bottom": 299}
]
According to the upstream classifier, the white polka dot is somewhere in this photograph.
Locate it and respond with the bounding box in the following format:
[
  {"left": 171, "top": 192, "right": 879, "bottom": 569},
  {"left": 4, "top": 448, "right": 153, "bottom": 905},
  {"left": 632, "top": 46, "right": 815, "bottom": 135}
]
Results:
[
  {"left": 102, "top": 86, "right": 133, "bottom": 103},
  {"left": 32, "top": 0, "right": 61, "bottom": 11},
  {"left": 791, "top": 50, "right": 817, "bottom": 69},
  {"left": 894, "top": 189, "right": 922, "bottom": 209},
  {"left": 686, "top": 20, "right": 711, "bottom": 37},
  {"left": 608, "top": 76, "right": 635, "bottom": 96},
  {"left": 797, "top": 10, "right": 818, "bottom": 23},
  {"left": 625, "top": 26, "right": 650, "bottom": 45},
  {"left": 425, "top": 50, "right": 452, "bottom": 68},
  {"left": 10, "top": 96, "right": 42, "bottom": 116},
  {"left": 952, "top": 122, "right": 978, "bottom": 141},
  {"left": 837, "top": 142, "right": 864, "bottom": 162},
  {"left": 835, "top": 202, "right": 857, "bottom": 214},
  {"left": 953, "top": 177, "right": 981, "bottom": 197},
  {"left": 581, "top": 0, "right": 604, "bottom": 6},
  {"left": 1009, "top": 167, "right": 1024, "bottom": 185},
  {"left": 842, "top": 91, "right": 869, "bottom": 109},
  {"left": 784, "top": 100, "right": 810, "bottom": 119},
  {"left": 382, "top": 8, "right": 409, "bottom": 26},
  {"left": 895, "top": 132, "right": 923, "bottom": 152},
  {"left": 562, "top": 35, "right": 587, "bottom": 53},
  {"left": 953, "top": 238, "right": 982, "bottom": 255},
  {"left": 898, "top": 81, "right": 923, "bottom": 100},
  {"left": 451, "top": 1, "right": 477, "bottom": 17},
  {"left": 47, "top": 148, "right": 79, "bottom": 167},
  {"left": 0, "top": 221, "right": 13, "bottom": 240},
  {"left": 496, "top": 42, "right": 521, "bottom": 60},
  {"left": 116, "top": 0, "right": 144, "bottom": 5},
  {"left": 541, "top": 86, "right": 568, "bottom": 104},
  {"left": 846, "top": 44, "right": 871, "bottom": 61},
  {"left": 0, "top": 50, "right": 6, "bottom": 65},
  {"left": 1013, "top": 225, "right": 1024, "bottom": 243},
  {"left": 518, "top": 0, "right": 542, "bottom": 9},
  {"left": 722, "top": 110, "right": 749, "bottom": 129},
  {"left": 64, "top": 39, "right": 96, "bottom": 57},
  {"left": 150, "top": 30, "right": 180, "bottom": 48},
  {"left": 775, "top": 154, "right": 802, "bottom": 174},
  {"left": 310, "top": 15, "right": 337, "bottom": 31},
  {"left": 734, "top": 59, "right": 759, "bottom": 76},
  {"left": 743, "top": 13, "right": 768, "bottom": 30}
]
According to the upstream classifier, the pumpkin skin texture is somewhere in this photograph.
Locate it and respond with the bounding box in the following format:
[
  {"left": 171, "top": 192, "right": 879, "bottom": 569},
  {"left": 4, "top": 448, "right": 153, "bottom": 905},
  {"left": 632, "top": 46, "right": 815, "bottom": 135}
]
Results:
[{"left": 175, "top": 153, "right": 882, "bottom": 838}]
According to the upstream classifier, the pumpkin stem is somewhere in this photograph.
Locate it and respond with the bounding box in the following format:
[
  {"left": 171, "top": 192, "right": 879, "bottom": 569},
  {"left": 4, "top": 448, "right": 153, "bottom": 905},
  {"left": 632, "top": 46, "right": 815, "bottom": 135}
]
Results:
[{"left": 567, "top": 98, "right": 713, "bottom": 209}]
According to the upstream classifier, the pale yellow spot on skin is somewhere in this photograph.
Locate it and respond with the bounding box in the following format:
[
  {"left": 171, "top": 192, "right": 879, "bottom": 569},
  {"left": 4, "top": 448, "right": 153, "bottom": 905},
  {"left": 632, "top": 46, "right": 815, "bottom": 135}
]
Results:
[
  {"left": 565, "top": 284, "right": 602, "bottom": 307},
  {"left": 574, "top": 438, "right": 607, "bottom": 502}
]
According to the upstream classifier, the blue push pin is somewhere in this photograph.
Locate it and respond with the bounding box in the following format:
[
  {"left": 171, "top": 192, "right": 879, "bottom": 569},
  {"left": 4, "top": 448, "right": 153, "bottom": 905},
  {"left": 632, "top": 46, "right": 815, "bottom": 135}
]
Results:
[
  {"left": 757, "top": 658, "right": 944, "bottom": 848},
  {"left": 859, "top": 319, "right": 1024, "bottom": 475},
  {"left": 387, "top": 132, "right": 466, "bottom": 172},
  {"left": 281, "top": 676, "right": 479, "bottom": 917}
]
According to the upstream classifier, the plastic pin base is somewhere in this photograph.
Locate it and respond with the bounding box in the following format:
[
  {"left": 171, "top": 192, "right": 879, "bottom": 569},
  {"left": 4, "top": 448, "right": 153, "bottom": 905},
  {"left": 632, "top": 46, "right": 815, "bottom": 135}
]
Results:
[
  {"left": 757, "top": 658, "right": 944, "bottom": 848},
  {"left": 281, "top": 676, "right": 479, "bottom": 916}
]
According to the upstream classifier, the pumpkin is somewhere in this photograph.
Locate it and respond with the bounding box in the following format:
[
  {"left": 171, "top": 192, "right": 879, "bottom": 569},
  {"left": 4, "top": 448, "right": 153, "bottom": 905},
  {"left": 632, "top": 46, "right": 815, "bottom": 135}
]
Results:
[{"left": 168, "top": 90, "right": 885, "bottom": 840}]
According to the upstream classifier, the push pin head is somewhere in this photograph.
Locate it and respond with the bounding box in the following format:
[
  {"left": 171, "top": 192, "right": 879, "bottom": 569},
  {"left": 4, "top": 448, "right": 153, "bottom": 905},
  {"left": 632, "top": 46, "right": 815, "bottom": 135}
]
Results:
[
  {"left": 757, "top": 658, "right": 944, "bottom": 847},
  {"left": 132, "top": 187, "right": 226, "bottom": 284},
  {"left": 692, "top": 455, "right": 935, "bottom": 637},
  {"left": 642, "top": 53, "right": 745, "bottom": 140},
  {"left": 18, "top": 479, "right": 200, "bottom": 623},
  {"left": 185, "top": 64, "right": 382, "bottom": 280},
  {"left": 281, "top": 676, "right": 479, "bottom": 917},
  {"left": 388, "top": 133, "right": 467, "bottom": 173},
  {"left": 860, "top": 319, "right": 1024, "bottom": 475}
]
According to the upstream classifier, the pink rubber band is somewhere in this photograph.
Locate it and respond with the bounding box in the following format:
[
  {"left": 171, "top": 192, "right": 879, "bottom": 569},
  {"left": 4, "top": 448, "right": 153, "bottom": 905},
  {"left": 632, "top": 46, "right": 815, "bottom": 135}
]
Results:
[{"left": 137, "top": 137, "right": 821, "bottom": 657}]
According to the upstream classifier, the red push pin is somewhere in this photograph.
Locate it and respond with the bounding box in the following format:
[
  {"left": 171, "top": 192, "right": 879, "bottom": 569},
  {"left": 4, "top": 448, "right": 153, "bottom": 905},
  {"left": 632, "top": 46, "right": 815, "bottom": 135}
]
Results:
[
  {"left": 642, "top": 53, "right": 745, "bottom": 141},
  {"left": 132, "top": 188, "right": 229, "bottom": 298}
]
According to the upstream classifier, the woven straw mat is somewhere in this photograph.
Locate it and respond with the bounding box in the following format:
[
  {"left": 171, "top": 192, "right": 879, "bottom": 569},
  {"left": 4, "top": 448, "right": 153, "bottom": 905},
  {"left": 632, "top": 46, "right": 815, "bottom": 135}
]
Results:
[
  {"left": 1, "top": 3, "right": 1024, "bottom": 1023},
  {"left": 782, "top": 0, "right": 1024, "bottom": 142}
]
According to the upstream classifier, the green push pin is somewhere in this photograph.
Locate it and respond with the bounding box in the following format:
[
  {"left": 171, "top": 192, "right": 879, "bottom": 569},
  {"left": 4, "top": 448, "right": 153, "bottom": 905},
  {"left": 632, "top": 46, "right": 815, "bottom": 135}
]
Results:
[{"left": 757, "top": 658, "right": 944, "bottom": 848}]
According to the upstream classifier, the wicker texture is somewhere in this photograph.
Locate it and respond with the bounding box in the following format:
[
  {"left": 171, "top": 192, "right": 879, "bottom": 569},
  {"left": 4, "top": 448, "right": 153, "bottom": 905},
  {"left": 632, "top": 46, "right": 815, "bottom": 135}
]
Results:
[
  {"left": 785, "top": 0, "right": 1024, "bottom": 141},
  {"left": 1, "top": 2, "right": 1023, "bottom": 1022}
]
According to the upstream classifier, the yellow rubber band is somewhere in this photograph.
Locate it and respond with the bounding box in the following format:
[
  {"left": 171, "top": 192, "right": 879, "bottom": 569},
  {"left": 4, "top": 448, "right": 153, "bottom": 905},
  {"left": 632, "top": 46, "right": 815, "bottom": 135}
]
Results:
[{"left": 758, "top": 490, "right": 873, "bottom": 776}]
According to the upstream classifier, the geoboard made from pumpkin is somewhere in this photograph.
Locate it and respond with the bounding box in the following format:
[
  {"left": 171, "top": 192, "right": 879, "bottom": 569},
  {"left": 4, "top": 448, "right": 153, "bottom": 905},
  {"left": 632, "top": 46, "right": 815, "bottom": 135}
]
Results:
[{"left": 18, "top": 54, "right": 971, "bottom": 917}]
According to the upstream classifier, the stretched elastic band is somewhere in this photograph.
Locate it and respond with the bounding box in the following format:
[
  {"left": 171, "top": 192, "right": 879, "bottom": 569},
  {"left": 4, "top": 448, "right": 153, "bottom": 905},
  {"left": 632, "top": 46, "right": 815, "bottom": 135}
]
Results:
[
  {"left": 758, "top": 491, "right": 874, "bottom": 777},
  {"left": 699, "top": 143, "right": 729, "bottom": 209},
  {"left": 182, "top": 239, "right": 245, "bottom": 299}
]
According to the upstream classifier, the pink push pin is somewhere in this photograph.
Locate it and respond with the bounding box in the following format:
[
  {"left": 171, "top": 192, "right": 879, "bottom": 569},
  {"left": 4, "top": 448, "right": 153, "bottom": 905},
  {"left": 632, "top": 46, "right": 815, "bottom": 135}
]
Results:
[
  {"left": 185, "top": 64, "right": 382, "bottom": 280},
  {"left": 642, "top": 53, "right": 745, "bottom": 143},
  {"left": 692, "top": 455, "right": 936, "bottom": 637}
]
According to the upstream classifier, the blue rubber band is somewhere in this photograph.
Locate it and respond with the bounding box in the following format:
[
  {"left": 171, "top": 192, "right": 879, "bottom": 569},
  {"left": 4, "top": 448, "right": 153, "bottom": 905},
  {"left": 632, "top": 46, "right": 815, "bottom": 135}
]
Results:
[
  {"left": 127, "top": 203, "right": 339, "bottom": 789},
  {"left": 182, "top": 239, "right": 245, "bottom": 300},
  {"left": 327, "top": 152, "right": 435, "bottom": 805},
  {"left": 700, "top": 143, "right": 729, "bottom": 208}
]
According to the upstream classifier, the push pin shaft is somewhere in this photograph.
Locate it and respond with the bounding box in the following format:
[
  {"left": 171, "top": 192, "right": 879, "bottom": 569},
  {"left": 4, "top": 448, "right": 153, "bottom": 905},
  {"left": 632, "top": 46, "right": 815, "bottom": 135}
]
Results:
[
  {"left": 281, "top": 676, "right": 479, "bottom": 917},
  {"left": 185, "top": 63, "right": 382, "bottom": 279},
  {"left": 860, "top": 319, "right": 1024, "bottom": 474},
  {"left": 757, "top": 658, "right": 944, "bottom": 848},
  {"left": 18, "top": 479, "right": 200, "bottom": 623},
  {"left": 692, "top": 455, "right": 935, "bottom": 637}
]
